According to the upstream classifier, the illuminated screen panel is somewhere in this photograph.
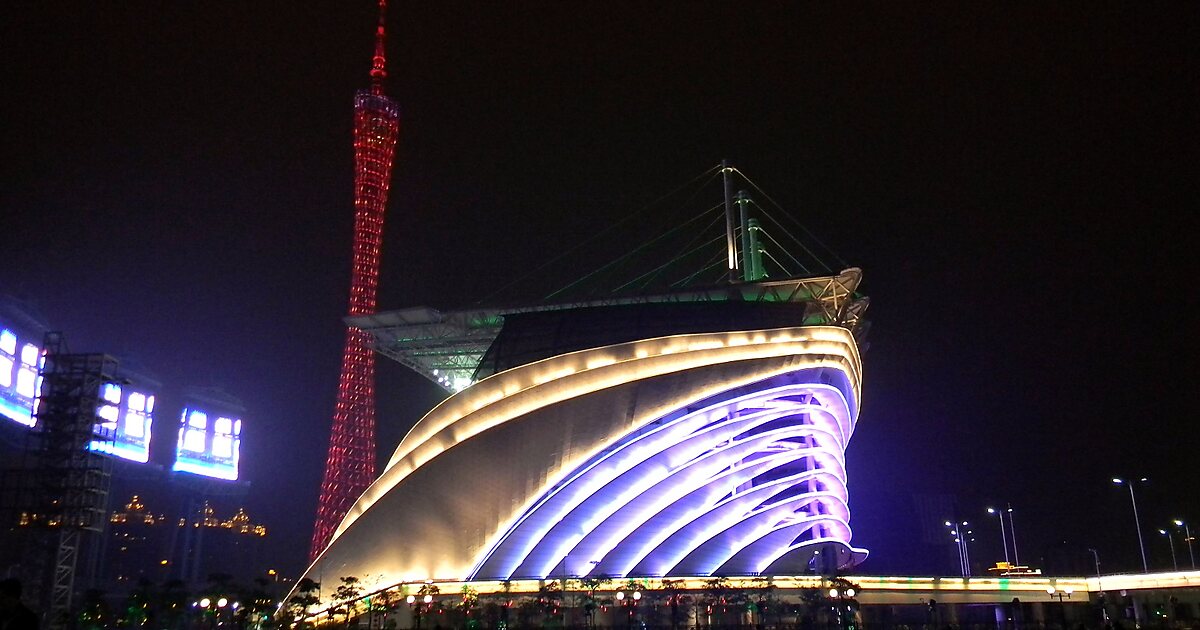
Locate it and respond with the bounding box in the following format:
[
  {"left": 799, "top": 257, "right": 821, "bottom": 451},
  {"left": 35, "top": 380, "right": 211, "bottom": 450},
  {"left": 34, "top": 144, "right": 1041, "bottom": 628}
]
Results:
[
  {"left": 172, "top": 406, "right": 241, "bottom": 480},
  {"left": 88, "top": 382, "right": 156, "bottom": 463},
  {"left": 0, "top": 327, "right": 40, "bottom": 428}
]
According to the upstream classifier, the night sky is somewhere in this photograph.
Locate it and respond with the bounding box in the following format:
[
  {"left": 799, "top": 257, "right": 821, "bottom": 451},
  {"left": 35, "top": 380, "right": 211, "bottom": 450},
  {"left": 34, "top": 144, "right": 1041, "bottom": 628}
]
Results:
[{"left": 3, "top": 3, "right": 1197, "bottom": 578}]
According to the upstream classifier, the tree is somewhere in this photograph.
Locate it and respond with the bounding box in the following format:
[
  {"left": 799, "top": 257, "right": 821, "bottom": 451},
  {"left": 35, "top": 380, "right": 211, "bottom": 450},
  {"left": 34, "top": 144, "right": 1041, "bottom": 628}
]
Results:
[
  {"left": 332, "top": 576, "right": 364, "bottom": 625},
  {"left": 459, "top": 585, "right": 480, "bottom": 625},
  {"left": 579, "top": 578, "right": 612, "bottom": 628},
  {"left": 287, "top": 578, "right": 321, "bottom": 629},
  {"left": 659, "top": 579, "right": 690, "bottom": 630}
]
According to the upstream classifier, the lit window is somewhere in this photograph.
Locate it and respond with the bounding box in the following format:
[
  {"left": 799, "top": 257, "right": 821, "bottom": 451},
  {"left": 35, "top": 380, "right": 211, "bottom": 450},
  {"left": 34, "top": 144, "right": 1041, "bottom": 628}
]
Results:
[
  {"left": 128, "top": 392, "right": 145, "bottom": 411},
  {"left": 215, "top": 417, "right": 233, "bottom": 435},
  {"left": 102, "top": 383, "right": 122, "bottom": 404},
  {"left": 98, "top": 404, "right": 119, "bottom": 425},
  {"left": 0, "top": 356, "right": 12, "bottom": 388},
  {"left": 212, "top": 435, "right": 233, "bottom": 458},
  {"left": 145, "top": 395, "right": 155, "bottom": 413},
  {"left": 125, "top": 411, "right": 144, "bottom": 438},
  {"left": 20, "top": 344, "right": 38, "bottom": 367},
  {"left": 183, "top": 429, "right": 206, "bottom": 452},
  {"left": 16, "top": 368, "right": 36, "bottom": 398},
  {"left": 187, "top": 409, "right": 207, "bottom": 429},
  {"left": 0, "top": 329, "right": 15, "bottom": 355},
  {"left": 233, "top": 419, "right": 241, "bottom": 436}
]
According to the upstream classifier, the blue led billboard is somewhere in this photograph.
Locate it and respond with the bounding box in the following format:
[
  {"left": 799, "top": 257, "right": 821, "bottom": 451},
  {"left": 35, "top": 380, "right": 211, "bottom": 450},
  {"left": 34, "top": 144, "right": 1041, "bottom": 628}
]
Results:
[
  {"left": 87, "top": 382, "right": 156, "bottom": 463},
  {"left": 172, "top": 406, "right": 242, "bottom": 480},
  {"left": 0, "top": 327, "right": 42, "bottom": 427}
]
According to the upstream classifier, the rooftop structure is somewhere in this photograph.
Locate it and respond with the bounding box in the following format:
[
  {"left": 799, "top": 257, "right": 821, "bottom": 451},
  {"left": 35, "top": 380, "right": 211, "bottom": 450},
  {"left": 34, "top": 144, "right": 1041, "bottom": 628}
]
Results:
[{"left": 347, "top": 268, "right": 867, "bottom": 393}]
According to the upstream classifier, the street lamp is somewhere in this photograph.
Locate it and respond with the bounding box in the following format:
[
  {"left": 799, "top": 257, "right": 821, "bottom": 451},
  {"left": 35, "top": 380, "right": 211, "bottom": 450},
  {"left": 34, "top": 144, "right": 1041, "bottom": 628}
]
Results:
[
  {"left": 987, "top": 507, "right": 1010, "bottom": 564},
  {"left": 1158, "top": 529, "right": 1179, "bottom": 571},
  {"left": 1113, "top": 477, "right": 1149, "bottom": 572},
  {"left": 946, "top": 520, "right": 974, "bottom": 577},
  {"left": 1005, "top": 506, "right": 1021, "bottom": 567},
  {"left": 829, "top": 586, "right": 858, "bottom": 629},
  {"left": 406, "top": 594, "right": 428, "bottom": 630},
  {"left": 1174, "top": 519, "right": 1196, "bottom": 569},
  {"left": 615, "top": 591, "right": 640, "bottom": 630},
  {"left": 1046, "top": 586, "right": 1074, "bottom": 602}
]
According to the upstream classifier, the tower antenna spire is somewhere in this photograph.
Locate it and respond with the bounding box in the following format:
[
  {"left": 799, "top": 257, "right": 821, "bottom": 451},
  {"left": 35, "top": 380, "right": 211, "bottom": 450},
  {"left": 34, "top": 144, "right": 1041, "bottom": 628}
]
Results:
[{"left": 369, "top": 0, "right": 388, "bottom": 95}]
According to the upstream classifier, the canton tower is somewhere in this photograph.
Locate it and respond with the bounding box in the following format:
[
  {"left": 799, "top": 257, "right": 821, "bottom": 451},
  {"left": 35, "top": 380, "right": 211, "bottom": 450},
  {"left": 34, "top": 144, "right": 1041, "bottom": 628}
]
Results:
[{"left": 310, "top": 0, "right": 401, "bottom": 561}]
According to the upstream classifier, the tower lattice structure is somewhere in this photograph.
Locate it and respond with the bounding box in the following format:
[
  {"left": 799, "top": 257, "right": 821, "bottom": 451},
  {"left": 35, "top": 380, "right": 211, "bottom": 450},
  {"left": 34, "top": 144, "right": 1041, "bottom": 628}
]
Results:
[{"left": 310, "top": 0, "right": 400, "bottom": 562}]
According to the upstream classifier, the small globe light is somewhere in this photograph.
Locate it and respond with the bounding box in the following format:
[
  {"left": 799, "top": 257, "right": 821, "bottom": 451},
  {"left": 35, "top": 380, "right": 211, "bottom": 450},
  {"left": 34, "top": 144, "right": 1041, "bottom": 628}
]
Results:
[
  {"left": 423, "top": 595, "right": 433, "bottom": 604},
  {"left": 217, "top": 598, "right": 229, "bottom": 608},
  {"left": 828, "top": 589, "right": 839, "bottom": 598},
  {"left": 1046, "top": 587, "right": 1055, "bottom": 595},
  {"left": 200, "top": 598, "right": 211, "bottom": 608},
  {"left": 633, "top": 591, "right": 641, "bottom": 601},
  {"left": 406, "top": 595, "right": 415, "bottom": 604},
  {"left": 616, "top": 592, "right": 625, "bottom": 601},
  {"left": 846, "top": 589, "right": 856, "bottom": 598}
]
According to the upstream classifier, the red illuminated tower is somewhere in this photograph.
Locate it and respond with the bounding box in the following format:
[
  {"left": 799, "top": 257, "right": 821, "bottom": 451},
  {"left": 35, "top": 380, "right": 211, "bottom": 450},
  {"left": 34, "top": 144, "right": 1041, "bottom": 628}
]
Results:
[{"left": 310, "top": 0, "right": 400, "bottom": 562}]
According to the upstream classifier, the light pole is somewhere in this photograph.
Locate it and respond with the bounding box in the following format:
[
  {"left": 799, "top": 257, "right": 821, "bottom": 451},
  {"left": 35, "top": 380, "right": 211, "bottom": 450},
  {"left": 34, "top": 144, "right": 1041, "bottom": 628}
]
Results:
[
  {"left": 1113, "top": 477, "right": 1149, "bottom": 572},
  {"left": 1046, "top": 586, "right": 1074, "bottom": 602},
  {"left": 987, "top": 507, "right": 1010, "bottom": 564},
  {"left": 945, "top": 520, "right": 974, "bottom": 577},
  {"left": 1158, "top": 529, "right": 1178, "bottom": 571},
  {"left": 1087, "top": 549, "right": 1109, "bottom": 625},
  {"left": 1174, "top": 519, "right": 1196, "bottom": 569},
  {"left": 1006, "top": 506, "right": 1021, "bottom": 567},
  {"left": 615, "top": 590, "right": 640, "bottom": 630},
  {"left": 828, "top": 585, "right": 858, "bottom": 630}
]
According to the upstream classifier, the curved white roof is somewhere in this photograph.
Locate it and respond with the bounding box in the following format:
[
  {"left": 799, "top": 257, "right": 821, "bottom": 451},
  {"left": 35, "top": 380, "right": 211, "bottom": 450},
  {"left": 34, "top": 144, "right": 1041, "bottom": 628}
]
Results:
[{"left": 301, "top": 325, "right": 864, "bottom": 597}]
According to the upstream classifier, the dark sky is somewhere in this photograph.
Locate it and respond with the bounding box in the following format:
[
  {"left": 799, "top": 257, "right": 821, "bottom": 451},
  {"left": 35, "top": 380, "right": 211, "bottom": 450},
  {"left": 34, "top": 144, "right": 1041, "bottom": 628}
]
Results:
[{"left": 2, "top": 3, "right": 1197, "bottom": 578}]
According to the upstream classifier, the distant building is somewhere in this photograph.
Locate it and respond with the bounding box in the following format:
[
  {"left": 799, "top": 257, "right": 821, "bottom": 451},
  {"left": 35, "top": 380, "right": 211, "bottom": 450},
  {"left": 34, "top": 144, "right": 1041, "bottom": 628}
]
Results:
[{"left": 102, "top": 493, "right": 267, "bottom": 592}]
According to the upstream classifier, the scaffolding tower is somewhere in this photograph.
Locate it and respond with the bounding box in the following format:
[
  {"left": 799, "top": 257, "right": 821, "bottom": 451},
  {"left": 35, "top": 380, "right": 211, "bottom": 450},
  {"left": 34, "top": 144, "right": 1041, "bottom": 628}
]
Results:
[{"left": 0, "top": 332, "right": 119, "bottom": 630}]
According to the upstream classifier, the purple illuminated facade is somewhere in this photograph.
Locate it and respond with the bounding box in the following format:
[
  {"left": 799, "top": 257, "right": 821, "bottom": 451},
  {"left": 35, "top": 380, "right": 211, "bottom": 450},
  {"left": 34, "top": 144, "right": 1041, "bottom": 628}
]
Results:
[{"left": 299, "top": 271, "right": 869, "bottom": 594}]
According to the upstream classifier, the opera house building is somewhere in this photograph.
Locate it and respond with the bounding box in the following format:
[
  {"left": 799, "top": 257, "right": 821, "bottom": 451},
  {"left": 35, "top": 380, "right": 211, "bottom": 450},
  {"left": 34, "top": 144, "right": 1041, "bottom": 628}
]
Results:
[{"left": 301, "top": 269, "right": 869, "bottom": 596}]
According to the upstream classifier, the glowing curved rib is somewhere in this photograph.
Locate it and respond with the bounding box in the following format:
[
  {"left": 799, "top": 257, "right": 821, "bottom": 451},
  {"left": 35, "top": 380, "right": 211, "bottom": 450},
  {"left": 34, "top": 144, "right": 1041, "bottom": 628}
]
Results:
[
  {"left": 605, "top": 466, "right": 845, "bottom": 577},
  {"left": 672, "top": 508, "right": 848, "bottom": 576},
  {"left": 472, "top": 383, "right": 847, "bottom": 579},
  {"left": 486, "top": 381, "right": 856, "bottom": 580}
]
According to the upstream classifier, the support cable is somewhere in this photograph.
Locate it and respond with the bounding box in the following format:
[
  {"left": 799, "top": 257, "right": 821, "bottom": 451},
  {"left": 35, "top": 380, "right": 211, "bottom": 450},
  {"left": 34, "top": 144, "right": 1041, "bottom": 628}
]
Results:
[
  {"left": 671, "top": 251, "right": 727, "bottom": 288},
  {"left": 748, "top": 200, "right": 830, "bottom": 273},
  {"left": 626, "top": 205, "right": 726, "bottom": 292},
  {"left": 613, "top": 230, "right": 726, "bottom": 295},
  {"left": 733, "top": 168, "right": 849, "bottom": 270},
  {"left": 756, "top": 226, "right": 812, "bottom": 276},
  {"left": 545, "top": 200, "right": 726, "bottom": 300},
  {"left": 478, "top": 165, "right": 722, "bottom": 305},
  {"left": 760, "top": 249, "right": 790, "bottom": 278}
]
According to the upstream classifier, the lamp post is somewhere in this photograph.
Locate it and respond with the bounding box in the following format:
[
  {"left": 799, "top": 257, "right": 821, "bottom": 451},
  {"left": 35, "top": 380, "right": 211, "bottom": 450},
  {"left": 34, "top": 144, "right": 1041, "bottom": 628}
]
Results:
[
  {"left": 1158, "top": 529, "right": 1179, "bottom": 571},
  {"left": 1113, "top": 477, "right": 1149, "bottom": 572},
  {"left": 987, "top": 507, "right": 1010, "bottom": 564},
  {"left": 945, "top": 521, "right": 974, "bottom": 577},
  {"left": 1046, "top": 586, "right": 1073, "bottom": 602},
  {"left": 829, "top": 585, "right": 858, "bottom": 630},
  {"left": 406, "top": 594, "right": 431, "bottom": 630},
  {"left": 615, "top": 590, "right": 640, "bottom": 630},
  {"left": 1006, "top": 506, "right": 1021, "bottom": 567},
  {"left": 1174, "top": 520, "right": 1196, "bottom": 569}
]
